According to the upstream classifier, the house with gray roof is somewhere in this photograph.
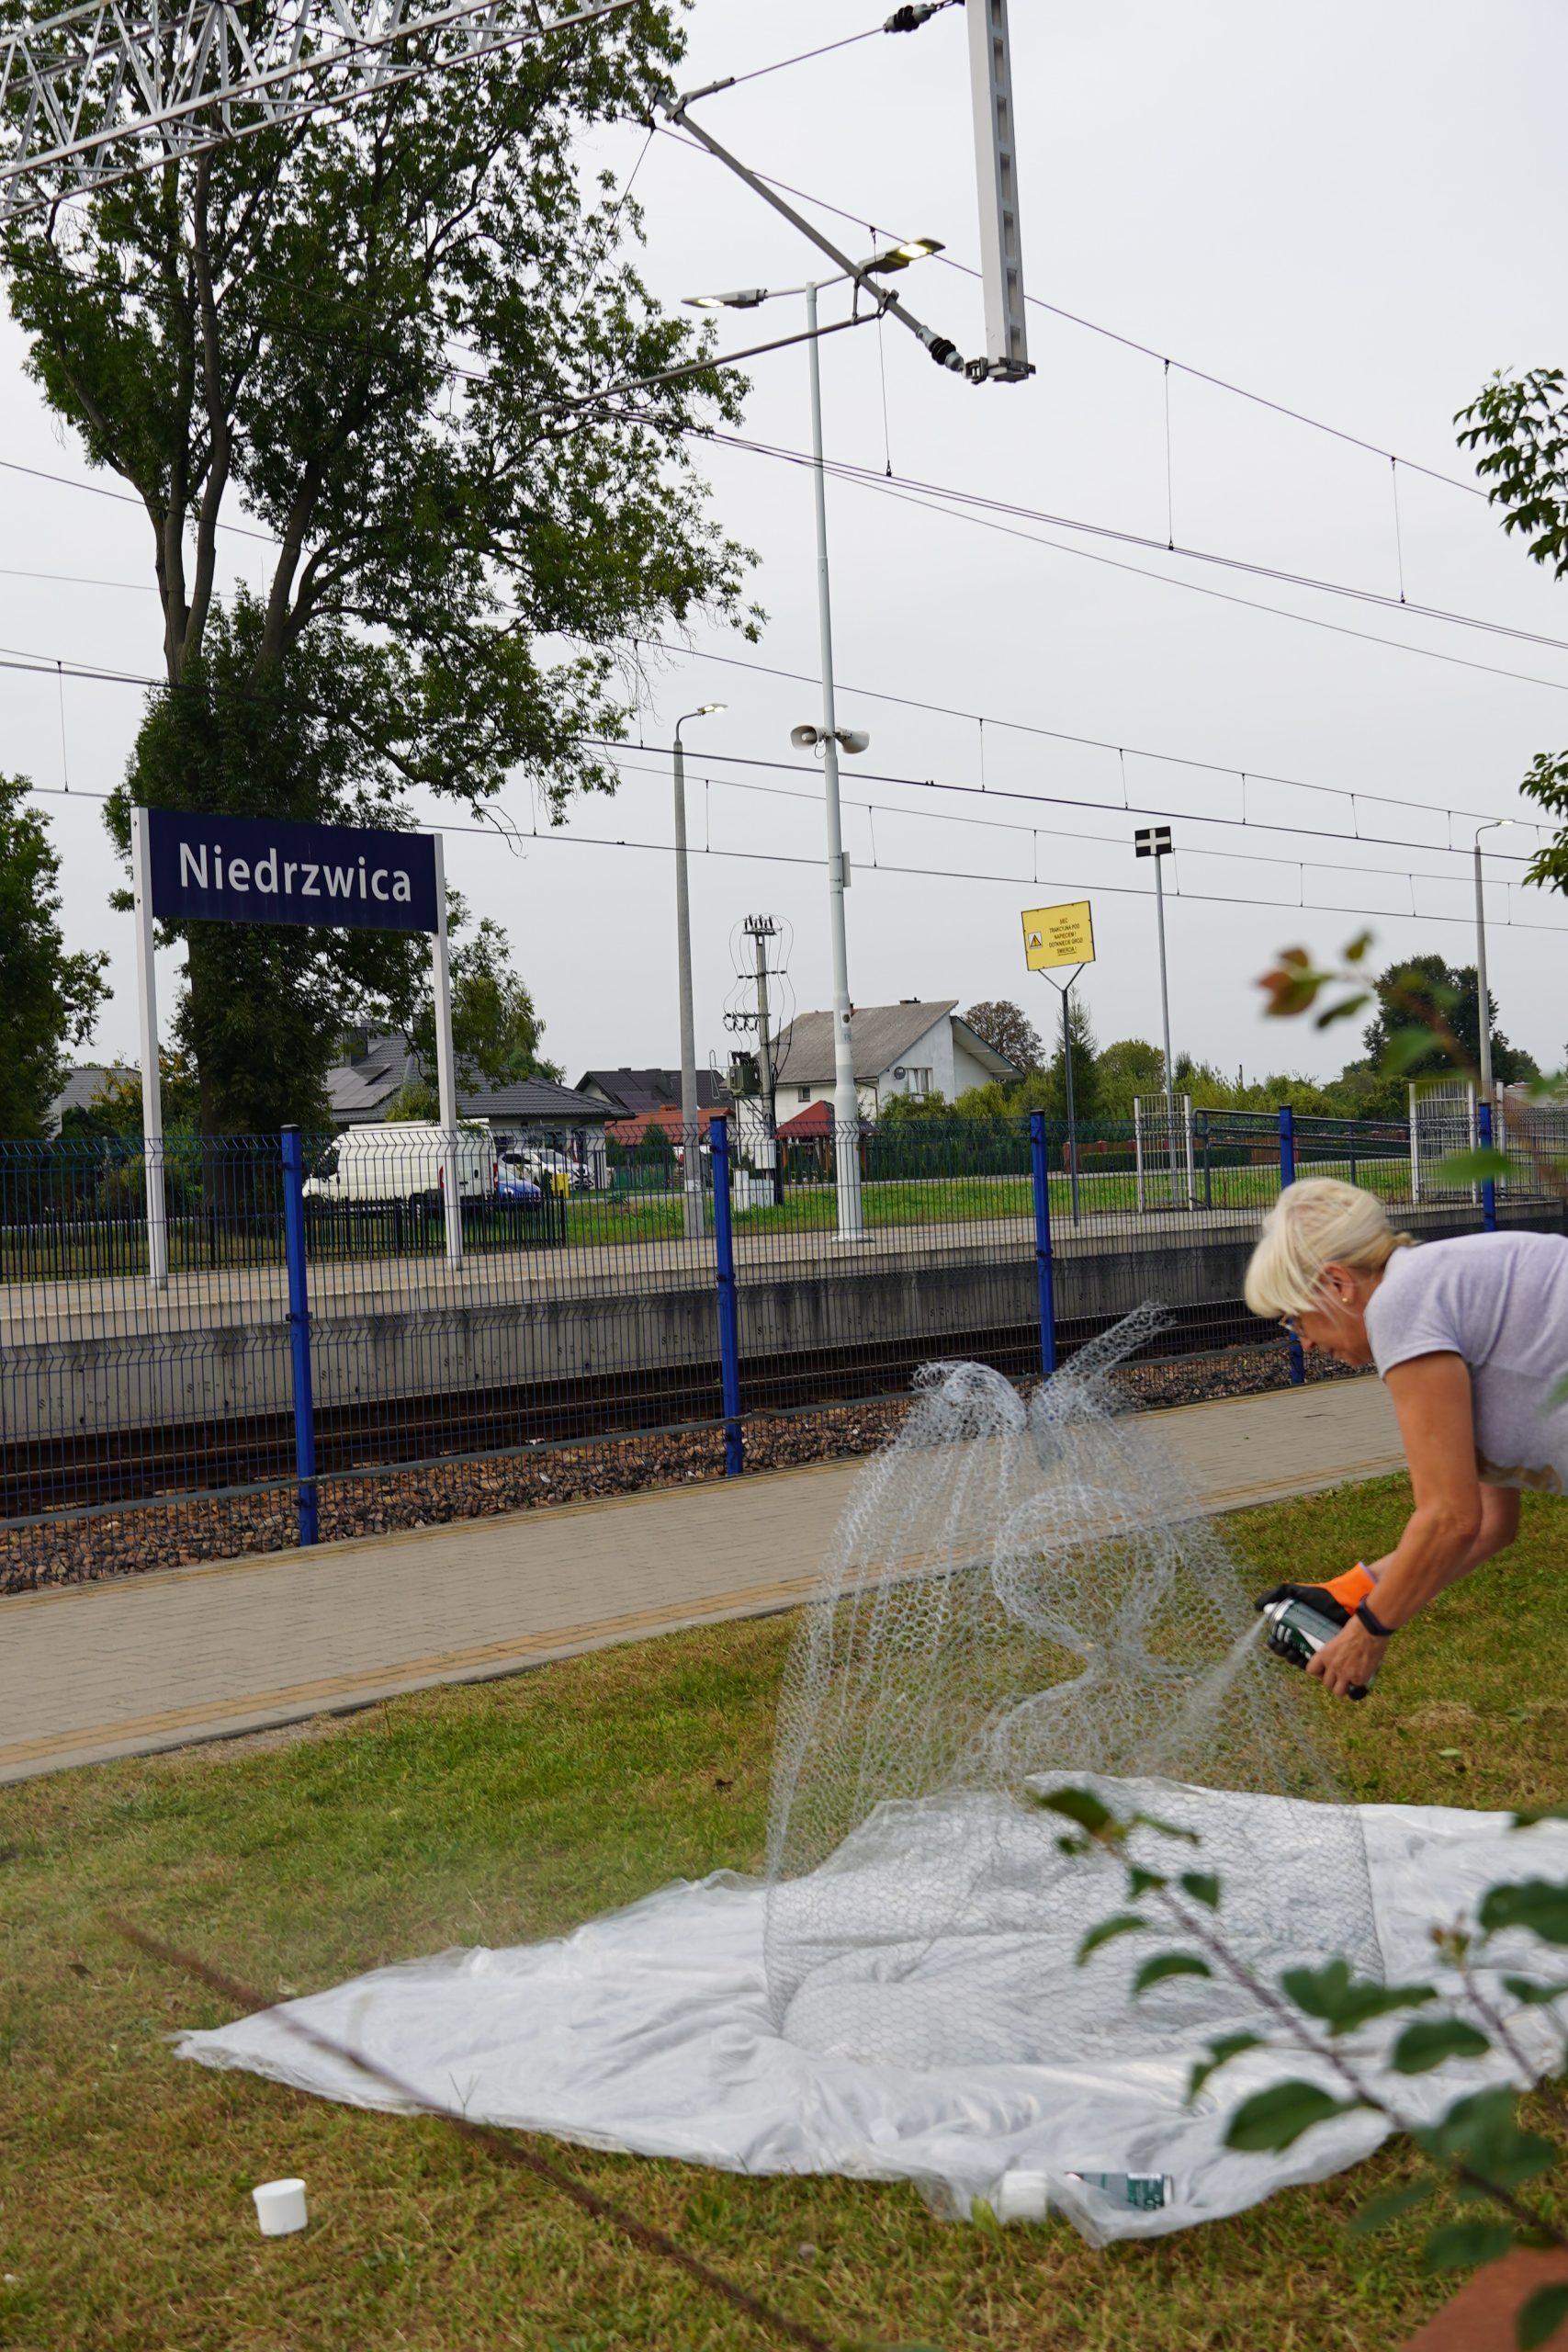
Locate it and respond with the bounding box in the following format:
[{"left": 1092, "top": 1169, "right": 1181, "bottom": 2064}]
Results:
[
  {"left": 326, "top": 1032, "right": 614, "bottom": 1180},
  {"left": 729, "top": 1000, "right": 1018, "bottom": 1155},
  {"left": 45, "top": 1066, "right": 136, "bottom": 1135},
  {"left": 576, "top": 1067, "right": 730, "bottom": 1118}
]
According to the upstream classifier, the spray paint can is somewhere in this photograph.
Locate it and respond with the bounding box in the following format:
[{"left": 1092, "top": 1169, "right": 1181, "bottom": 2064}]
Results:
[
  {"left": 1066, "top": 2170, "right": 1176, "bottom": 2211},
  {"left": 1259, "top": 1595, "right": 1374, "bottom": 1700}
]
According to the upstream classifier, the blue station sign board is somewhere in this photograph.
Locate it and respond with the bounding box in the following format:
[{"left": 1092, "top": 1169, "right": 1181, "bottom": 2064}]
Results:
[{"left": 146, "top": 809, "right": 439, "bottom": 933}]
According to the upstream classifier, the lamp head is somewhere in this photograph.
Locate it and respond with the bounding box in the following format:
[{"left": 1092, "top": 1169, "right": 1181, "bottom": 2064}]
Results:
[
  {"left": 863, "top": 236, "right": 944, "bottom": 274},
  {"left": 683, "top": 287, "right": 768, "bottom": 310},
  {"left": 696, "top": 702, "right": 726, "bottom": 717}
]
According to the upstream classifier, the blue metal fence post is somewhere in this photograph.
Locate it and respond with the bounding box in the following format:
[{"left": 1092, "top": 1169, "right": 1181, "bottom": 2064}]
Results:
[
  {"left": 1279, "top": 1104, "right": 1304, "bottom": 1387},
  {"left": 1478, "top": 1101, "right": 1497, "bottom": 1233},
  {"left": 710, "top": 1115, "right": 743, "bottom": 1476},
  {"left": 280, "top": 1125, "right": 320, "bottom": 1545},
  {"left": 1029, "top": 1111, "right": 1058, "bottom": 1376}
]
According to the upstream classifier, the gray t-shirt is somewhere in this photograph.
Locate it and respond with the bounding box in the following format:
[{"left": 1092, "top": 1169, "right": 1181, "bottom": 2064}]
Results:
[{"left": 1365, "top": 1231, "right": 1568, "bottom": 1493}]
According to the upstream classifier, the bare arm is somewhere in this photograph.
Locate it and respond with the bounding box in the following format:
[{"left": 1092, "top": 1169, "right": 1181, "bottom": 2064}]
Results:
[{"left": 1311, "top": 1352, "right": 1489, "bottom": 1698}]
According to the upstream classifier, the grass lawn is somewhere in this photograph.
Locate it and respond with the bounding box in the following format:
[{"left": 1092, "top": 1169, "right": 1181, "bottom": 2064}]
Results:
[{"left": 4, "top": 1476, "right": 1566, "bottom": 2351}]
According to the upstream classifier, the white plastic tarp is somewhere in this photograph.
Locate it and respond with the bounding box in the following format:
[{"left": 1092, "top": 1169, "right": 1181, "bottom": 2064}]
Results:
[{"left": 176, "top": 1793, "right": 1568, "bottom": 2245}]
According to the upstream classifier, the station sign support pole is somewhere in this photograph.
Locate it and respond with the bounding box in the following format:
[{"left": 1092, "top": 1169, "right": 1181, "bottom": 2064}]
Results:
[{"left": 130, "top": 805, "right": 169, "bottom": 1292}]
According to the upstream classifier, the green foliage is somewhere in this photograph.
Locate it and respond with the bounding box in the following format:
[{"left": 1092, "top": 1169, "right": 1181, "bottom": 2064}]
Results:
[
  {"left": 4, "top": 6, "right": 756, "bottom": 1133},
  {"left": 1066, "top": 1767, "right": 1568, "bottom": 2306},
  {"left": 411, "top": 914, "right": 559, "bottom": 1092},
  {"left": 1093, "top": 1037, "right": 1166, "bottom": 1119},
  {"left": 1076, "top": 1914, "right": 1150, "bottom": 1964},
  {"left": 1045, "top": 996, "right": 1100, "bottom": 1123},
  {"left": 962, "top": 999, "right": 1044, "bottom": 1073},
  {"left": 1358, "top": 955, "right": 1538, "bottom": 1105},
  {"left": 1277, "top": 1959, "right": 1436, "bottom": 2036},
  {"left": 1186, "top": 2031, "right": 1264, "bottom": 2104},
  {"left": 1132, "top": 1952, "right": 1212, "bottom": 1996},
  {"left": 1032, "top": 1785, "right": 1113, "bottom": 1837},
  {"left": 0, "top": 775, "right": 108, "bottom": 1136},
  {"left": 1224, "top": 2080, "right": 1362, "bottom": 2153},
  {"left": 60, "top": 1052, "right": 201, "bottom": 1137},
  {"left": 1519, "top": 752, "right": 1568, "bottom": 897},
  {"left": 1347, "top": 2179, "right": 1437, "bottom": 2238},
  {"left": 1413, "top": 2087, "right": 1557, "bottom": 2193},
  {"left": 1421, "top": 2218, "right": 1516, "bottom": 2272},
  {"left": 1457, "top": 369, "right": 1568, "bottom": 902},
  {"left": 1458, "top": 369, "right": 1568, "bottom": 580},
  {"left": 1478, "top": 1881, "right": 1568, "bottom": 1946},
  {"left": 1518, "top": 2282, "right": 1568, "bottom": 2349},
  {"left": 1388, "top": 2019, "right": 1492, "bottom": 2075}
]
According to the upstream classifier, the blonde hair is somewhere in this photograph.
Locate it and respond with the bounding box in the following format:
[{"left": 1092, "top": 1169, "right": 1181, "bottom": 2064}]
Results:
[{"left": 1244, "top": 1178, "right": 1415, "bottom": 1322}]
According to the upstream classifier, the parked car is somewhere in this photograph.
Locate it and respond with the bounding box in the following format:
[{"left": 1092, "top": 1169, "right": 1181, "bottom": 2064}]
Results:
[
  {"left": 304, "top": 1122, "right": 496, "bottom": 1207},
  {"left": 512, "top": 1147, "right": 599, "bottom": 1193},
  {"left": 494, "top": 1153, "right": 544, "bottom": 1204}
]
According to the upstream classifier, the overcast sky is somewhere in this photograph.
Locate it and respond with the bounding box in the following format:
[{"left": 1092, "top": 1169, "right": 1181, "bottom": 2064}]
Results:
[{"left": 5, "top": 0, "right": 1568, "bottom": 1093}]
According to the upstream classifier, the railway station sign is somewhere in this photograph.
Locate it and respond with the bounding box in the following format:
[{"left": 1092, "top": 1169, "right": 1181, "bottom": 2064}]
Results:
[
  {"left": 146, "top": 809, "right": 439, "bottom": 933},
  {"left": 1021, "top": 899, "right": 1095, "bottom": 971}
]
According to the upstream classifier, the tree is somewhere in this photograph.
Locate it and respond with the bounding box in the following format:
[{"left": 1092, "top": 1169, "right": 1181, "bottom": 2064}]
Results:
[
  {"left": 1093, "top": 1038, "right": 1165, "bottom": 1119},
  {"left": 3, "top": 7, "right": 755, "bottom": 1131},
  {"left": 384, "top": 912, "right": 561, "bottom": 1119},
  {"left": 0, "top": 776, "right": 109, "bottom": 1137},
  {"left": 1457, "top": 370, "right": 1568, "bottom": 890},
  {"left": 962, "top": 1000, "right": 1044, "bottom": 1073},
  {"left": 1044, "top": 995, "right": 1100, "bottom": 1124},
  {"left": 1356, "top": 955, "right": 1537, "bottom": 1113},
  {"left": 61, "top": 1052, "right": 202, "bottom": 1138}
]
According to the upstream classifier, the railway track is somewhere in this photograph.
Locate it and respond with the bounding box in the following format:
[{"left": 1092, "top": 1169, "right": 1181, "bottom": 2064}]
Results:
[{"left": 2, "top": 1296, "right": 1268, "bottom": 1521}]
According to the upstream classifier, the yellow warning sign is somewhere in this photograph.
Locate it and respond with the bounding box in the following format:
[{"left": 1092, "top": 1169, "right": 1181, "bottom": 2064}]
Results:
[{"left": 1021, "top": 900, "right": 1095, "bottom": 971}]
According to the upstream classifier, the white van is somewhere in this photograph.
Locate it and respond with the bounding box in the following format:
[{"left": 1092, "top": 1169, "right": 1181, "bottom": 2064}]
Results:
[{"left": 303, "top": 1122, "right": 495, "bottom": 1206}]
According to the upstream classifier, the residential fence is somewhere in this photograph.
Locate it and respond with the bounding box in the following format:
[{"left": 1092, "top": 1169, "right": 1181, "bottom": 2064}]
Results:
[{"left": 3, "top": 1106, "right": 1563, "bottom": 1590}]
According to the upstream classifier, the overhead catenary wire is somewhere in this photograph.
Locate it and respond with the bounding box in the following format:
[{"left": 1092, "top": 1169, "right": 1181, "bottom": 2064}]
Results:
[
  {"left": 20, "top": 757, "right": 1562, "bottom": 935},
  {"left": 662, "top": 425, "right": 1568, "bottom": 699},
  {"left": 592, "top": 749, "right": 1548, "bottom": 897},
  {"left": 650, "top": 122, "right": 1490, "bottom": 502},
  {"left": 679, "top": 422, "right": 1568, "bottom": 662},
  {"left": 627, "top": 635, "right": 1551, "bottom": 840},
  {"left": 1, "top": 632, "right": 1551, "bottom": 862},
  {"left": 6, "top": 255, "right": 1562, "bottom": 690}
]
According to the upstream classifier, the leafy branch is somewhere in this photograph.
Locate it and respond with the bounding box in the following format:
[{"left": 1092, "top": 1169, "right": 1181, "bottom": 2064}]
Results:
[
  {"left": 1037, "top": 1785, "right": 1568, "bottom": 2349},
  {"left": 1258, "top": 932, "right": 1568, "bottom": 1207}
]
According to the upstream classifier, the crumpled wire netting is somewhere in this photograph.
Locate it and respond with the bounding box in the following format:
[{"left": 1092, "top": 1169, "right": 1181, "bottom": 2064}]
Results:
[{"left": 763, "top": 1307, "right": 1381, "bottom": 2068}]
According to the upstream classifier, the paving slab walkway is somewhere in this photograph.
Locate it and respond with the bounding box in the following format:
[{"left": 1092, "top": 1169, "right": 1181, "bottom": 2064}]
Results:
[{"left": 0, "top": 1377, "right": 1404, "bottom": 1786}]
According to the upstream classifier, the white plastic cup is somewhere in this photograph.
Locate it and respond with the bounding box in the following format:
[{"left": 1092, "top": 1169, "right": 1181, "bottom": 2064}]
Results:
[
  {"left": 994, "top": 2169, "right": 1049, "bottom": 2224},
  {"left": 252, "top": 2178, "right": 308, "bottom": 2236}
]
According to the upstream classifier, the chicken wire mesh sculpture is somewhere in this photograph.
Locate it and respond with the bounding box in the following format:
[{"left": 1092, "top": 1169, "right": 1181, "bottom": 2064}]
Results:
[{"left": 764, "top": 1308, "right": 1380, "bottom": 2068}]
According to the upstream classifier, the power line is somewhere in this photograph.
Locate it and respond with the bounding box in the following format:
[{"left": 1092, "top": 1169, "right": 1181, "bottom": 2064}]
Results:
[
  {"left": 0, "top": 452, "right": 280, "bottom": 546},
  {"left": 22, "top": 761, "right": 1562, "bottom": 933},
  {"left": 592, "top": 744, "right": 1553, "bottom": 893},
  {"left": 627, "top": 638, "right": 1550, "bottom": 842},
  {"left": 3, "top": 630, "right": 1550, "bottom": 862},
  {"left": 598, "top": 749, "right": 1544, "bottom": 897},
  {"left": 652, "top": 122, "right": 1489, "bottom": 502},
  {"left": 688, "top": 422, "right": 1568, "bottom": 662},
  {"left": 447, "top": 804, "right": 1568, "bottom": 938},
  {"left": 8, "top": 245, "right": 1559, "bottom": 693}
]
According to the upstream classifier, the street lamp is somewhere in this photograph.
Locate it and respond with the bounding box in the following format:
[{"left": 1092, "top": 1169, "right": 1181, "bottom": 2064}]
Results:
[
  {"left": 684, "top": 243, "right": 942, "bottom": 1240},
  {"left": 673, "top": 702, "right": 725, "bottom": 1241},
  {"left": 1473, "top": 818, "right": 1516, "bottom": 1114},
  {"left": 1134, "top": 824, "right": 1182, "bottom": 1207}
]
